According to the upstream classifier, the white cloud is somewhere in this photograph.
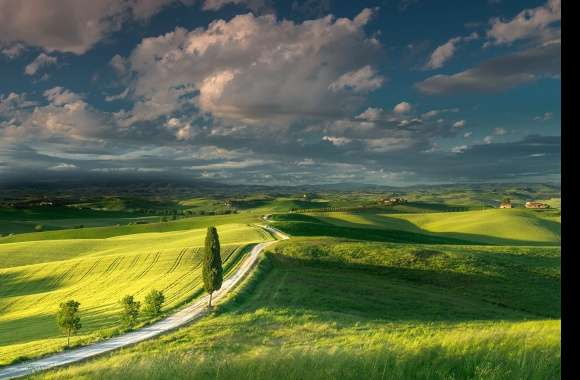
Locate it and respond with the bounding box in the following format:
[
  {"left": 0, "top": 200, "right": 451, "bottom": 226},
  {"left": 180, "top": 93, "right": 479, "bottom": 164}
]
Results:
[
  {"left": 487, "top": 0, "right": 560, "bottom": 45},
  {"left": 356, "top": 107, "right": 384, "bottom": 122},
  {"left": 44, "top": 87, "right": 83, "bottom": 106},
  {"left": 329, "top": 65, "right": 384, "bottom": 94},
  {"left": 322, "top": 135, "right": 352, "bottom": 146},
  {"left": 534, "top": 112, "right": 553, "bottom": 121},
  {"left": 483, "top": 136, "right": 493, "bottom": 144},
  {"left": 164, "top": 117, "right": 196, "bottom": 141},
  {"left": 425, "top": 37, "right": 461, "bottom": 70},
  {"left": 123, "top": 10, "right": 383, "bottom": 126},
  {"left": 451, "top": 145, "right": 468, "bottom": 153},
  {"left": 453, "top": 120, "right": 466, "bottom": 128},
  {"left": 425, "top": 33, "right": 478, "bottom": 70},
  {"left": 110, "top": 54, "right": 128, "bottom": 75},
  {"left": 24, "top": 53, "right": 57, "bottom": 76},
  {"left": 464, "top": 131, "right": 472, "bottom": 138},
  {"left": 393, "top": 101, "right": 411, "bottom": 114},
  {"left": 49, "top": 163, "right": 78, "bottom": 171},
  {"left": 1, "top": 43, "right": 26, "bottom": 59},
  {"left": 493, "top": 127, "right": 507, "bottom": 135}
]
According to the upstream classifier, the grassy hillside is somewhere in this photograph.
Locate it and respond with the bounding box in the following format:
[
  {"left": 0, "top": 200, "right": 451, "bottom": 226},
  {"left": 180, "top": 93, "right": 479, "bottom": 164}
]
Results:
[
  {"left": 37, "top": 238, "right": 560, "bottom": 379},
  {"left": 310, "top": 209, "right": 560, "bottom": 246},
  {"left": 0, "top": 213, "right": 261, "bottom": 244},
  {"left": 0, "top": 206, "right": 159, "bottom": 236},
  {"left": 0, "top": 223, "right": 272, "bottom": 365}
]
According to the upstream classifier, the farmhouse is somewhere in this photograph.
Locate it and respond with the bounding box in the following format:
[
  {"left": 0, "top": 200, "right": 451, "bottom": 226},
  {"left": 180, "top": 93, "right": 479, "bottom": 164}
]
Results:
[
  {"left": 499, "top": 200, "right": 512, "bottom": 208},
  {"left": 378, "top": 196, "right": 407, "bottom": 205},
  {"left": 525, "top": 201, "right": 550, "bottom": 209}
]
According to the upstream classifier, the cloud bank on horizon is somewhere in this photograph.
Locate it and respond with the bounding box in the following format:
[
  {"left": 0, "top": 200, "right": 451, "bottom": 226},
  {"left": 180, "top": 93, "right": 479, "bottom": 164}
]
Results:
[{"left": 0, "top": 0, "right": 561, "bottom": 185}]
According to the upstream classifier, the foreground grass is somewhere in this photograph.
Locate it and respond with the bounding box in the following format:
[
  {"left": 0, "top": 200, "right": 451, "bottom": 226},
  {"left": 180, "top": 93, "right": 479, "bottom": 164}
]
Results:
[
  {"left": 37, "top": 239, "right": 560, "bottom": 379},
  {"left": 0, "top": 224, "right": 272, "bottom": 365}
]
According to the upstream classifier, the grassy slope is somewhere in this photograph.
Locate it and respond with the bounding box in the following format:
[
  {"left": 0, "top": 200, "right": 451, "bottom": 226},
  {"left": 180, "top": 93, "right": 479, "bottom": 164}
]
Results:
[
  {"left": 0, "top": 223, "right": 272, "bottom": 365},
  {"left": 38, "top": 238, "right": 560, "bottom": 380},
  {"left": 311, "top": 209, "right": 560, "bottom": 245},
  {"left": 0, "top": 207, "right": 159, "bottom": 236},
  {"left": 0, "top": 213, "right": 261, "bottom": 244}
]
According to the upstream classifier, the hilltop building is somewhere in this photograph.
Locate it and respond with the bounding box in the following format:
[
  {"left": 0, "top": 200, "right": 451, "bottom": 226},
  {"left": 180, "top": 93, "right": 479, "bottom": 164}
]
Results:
[
  {"left": 378, "top": 197, "right": 407, "bottom": 205},
  {"left": 525, "top": 201, "right": 550, "bottom": 209},
  {"left": 499, "top": 200, "right": 512, "bottom": 209}
]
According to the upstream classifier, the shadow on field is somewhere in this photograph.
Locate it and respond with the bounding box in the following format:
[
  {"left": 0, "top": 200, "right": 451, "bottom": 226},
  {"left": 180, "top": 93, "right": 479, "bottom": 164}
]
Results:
[
  {"left": 273, "top": 213, "right": 560, "bottom": 246},
  {"left": 0, "top": 272, "right": 62, "bottom": 298},
  {"left": 0, "top": 313, "right": 58, "bottom": 345},
  {"left": 233, "top": 253, "right": 558, "bottom": 323}
]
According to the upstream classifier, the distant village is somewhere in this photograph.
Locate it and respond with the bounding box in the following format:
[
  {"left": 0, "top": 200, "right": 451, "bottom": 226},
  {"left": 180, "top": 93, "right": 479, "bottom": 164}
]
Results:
[{"left": 499, "top": 199, "right": 550, "bottom": 209}]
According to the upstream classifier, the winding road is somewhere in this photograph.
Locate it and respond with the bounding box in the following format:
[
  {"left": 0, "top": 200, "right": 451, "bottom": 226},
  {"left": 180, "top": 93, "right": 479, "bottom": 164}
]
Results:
[{"left": 0, "top": 224, "right": 289, "bottom": 380}]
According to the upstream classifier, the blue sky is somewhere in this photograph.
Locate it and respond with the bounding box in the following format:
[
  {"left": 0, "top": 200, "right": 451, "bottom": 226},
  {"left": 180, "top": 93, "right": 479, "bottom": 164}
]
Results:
[{"left": 0, "top": 0, "right": 561, "bottom": 185}]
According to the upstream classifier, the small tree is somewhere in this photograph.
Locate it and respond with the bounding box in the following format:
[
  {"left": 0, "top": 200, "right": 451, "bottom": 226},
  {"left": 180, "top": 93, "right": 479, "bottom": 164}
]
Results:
[
  {"left": 143, "top": 289, "right": 165, "bottom": 317},
  {"left": 120, "top": 295, "right": 140, "bottom": 328},
  {"left": 56, "top": 300, "right": 81, "bottom": 346},
  {"left": 203, "top": 226, "right": 223, "bottom": 308}
]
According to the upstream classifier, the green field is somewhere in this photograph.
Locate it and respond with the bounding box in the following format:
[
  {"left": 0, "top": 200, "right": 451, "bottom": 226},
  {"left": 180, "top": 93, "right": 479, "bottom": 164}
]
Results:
[
  {"left": 0, "top": 222, "right": 273, "bottom": 365},
  {"left": 308, "top": 209, "right": 560, "bottom": 246},
  {"left": 0, "top": 192, "right": 561, "bottom": 379},
  {"left": 36, "top": 237, "right": 560, "bottom": 379}
]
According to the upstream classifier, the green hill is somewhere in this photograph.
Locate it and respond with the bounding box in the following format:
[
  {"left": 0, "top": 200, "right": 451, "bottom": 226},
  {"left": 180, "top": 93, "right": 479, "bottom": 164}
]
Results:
[
  {"left": 310, "top": 209, "right": 560, "bottom": 245},
  {"left": 0, "top": 223, "right": 272, "bottom": 365},
  {"left": 37, "top": 238, "right": 560, "bottom": 380}
]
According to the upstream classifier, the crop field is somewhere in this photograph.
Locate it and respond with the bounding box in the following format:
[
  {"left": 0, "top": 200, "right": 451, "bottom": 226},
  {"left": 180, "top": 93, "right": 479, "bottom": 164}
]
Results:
[
  {"left": 37, "top": 237, "right": 560, "bottom": 379},
  {"left": 0, "top": 213, "right": 262, "bottom": 245},
  {"left": 0, "top": 223, "right": 273, "bottom": 365},
  {"left": 308, "top": 209, "right": 560, "bottom": 246}
]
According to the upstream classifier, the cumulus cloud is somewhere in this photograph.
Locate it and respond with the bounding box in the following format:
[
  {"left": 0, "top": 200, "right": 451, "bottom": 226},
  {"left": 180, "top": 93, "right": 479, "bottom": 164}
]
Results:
[
  {"left": 328, "top": 65, "right": 384, "bottom": 93},
  {"left": 1, "top": 42, "right": 26, "bottom": 59},
  {"left": 24, "top": 53, "right": 57, "bottom": 76},
  {"left": 424, "top": 32, "right": 478, "bottom": 70},
  {"left": 487, "top": 0, "right": 560, "bottom": 45},
  {"left": 453, "top": 120, "right": 465, "bottom": 128},
  {"left": 0, "top": 0, "right": 194, "bottom": 54},
  {"left": 416, "top": 40, "right": 560, "bottom": 94},
  {"left": 322, "top": 135, "right": 352, "bottom": 146},
  {"left": 425, "top": 37, "right": 461, "bottom": 70},
  {"left": 2, "top": 88, "right": 114, "bottom": 142},
  {"left": 110, "top": 54, "right": 128, "bottom": 76},
  {"left": 44, "top": 87, "right": 83, "bottom": 106},
  {"left": 122, "top": 9, "right": 383, "bottom": 126},
  {"left": 393, "top": 101, "right": 411, "bottom": 114},
  {"left": 356, "top": 107, "right": 384, "bottom": 122}
]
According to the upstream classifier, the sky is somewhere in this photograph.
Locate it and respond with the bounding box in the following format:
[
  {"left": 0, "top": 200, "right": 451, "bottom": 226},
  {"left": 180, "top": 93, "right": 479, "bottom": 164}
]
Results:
[{"left": 0, "top": 0, "right": 561, "bottom": 186}]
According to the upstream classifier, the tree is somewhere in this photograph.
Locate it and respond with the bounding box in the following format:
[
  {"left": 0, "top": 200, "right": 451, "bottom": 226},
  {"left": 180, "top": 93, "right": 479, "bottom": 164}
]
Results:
[
  {"left": 120, "top": 295, "right": 141, "bottom": 328},
  {"left": 203, "top": 226, "right": 223, "bottom": 308},
  {"left": 143, "top": 289, "right": 165, "bottom": 317},
  {"left": 56, "top": 300, "right": 81, "bottom": 346}
]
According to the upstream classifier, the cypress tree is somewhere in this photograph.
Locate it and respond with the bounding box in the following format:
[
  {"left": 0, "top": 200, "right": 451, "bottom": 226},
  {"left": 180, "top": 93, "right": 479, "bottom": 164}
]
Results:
[{"left": 203, "top": 226, "right": 223, "bottom": 308}]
